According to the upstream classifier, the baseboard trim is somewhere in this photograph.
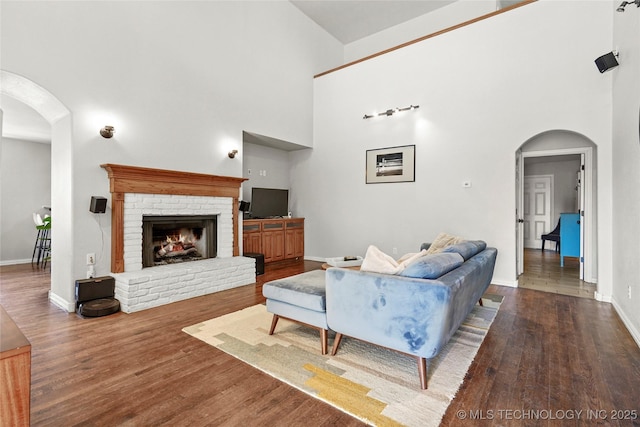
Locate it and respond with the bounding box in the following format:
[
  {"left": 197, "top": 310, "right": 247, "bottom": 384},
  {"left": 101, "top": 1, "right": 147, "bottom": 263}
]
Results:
[
  {"left": 0, "top": 258, "right": 31, "bottom": 266},
  {"left": 611, "top": 298, "right": 640, "bottom": 350},
  {"left": 49, "top": 290, "right": 75, "bottom": 313},
  {"left": 492, "top": 278, "right": 518, "bottom": 288}
]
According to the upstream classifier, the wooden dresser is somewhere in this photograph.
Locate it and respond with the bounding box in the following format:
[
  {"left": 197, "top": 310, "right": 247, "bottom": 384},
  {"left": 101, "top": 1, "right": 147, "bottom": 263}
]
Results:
[
  {"left": 0, "top": 305, "right": 31, "bottom": 427},
  {"left": 243, "top": 218, "right": 304, "bottom": 263}
]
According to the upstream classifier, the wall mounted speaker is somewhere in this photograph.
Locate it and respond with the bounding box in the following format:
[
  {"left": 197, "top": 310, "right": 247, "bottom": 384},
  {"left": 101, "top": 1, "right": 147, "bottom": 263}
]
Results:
[
  {"left": 89, "top": 196, "right": 107, "bottom": 213},
  {"left": 595, "top": 52, "right": 619, "bottom": 73},
  {"left": 239, "top": 200, "right": 250, "bottom": 212}
]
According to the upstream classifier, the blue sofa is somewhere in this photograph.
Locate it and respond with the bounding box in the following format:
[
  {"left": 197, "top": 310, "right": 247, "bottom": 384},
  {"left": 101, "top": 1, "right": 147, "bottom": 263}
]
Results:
[{"left": 325, "top": 241, "right": 497, "bottom": 389}]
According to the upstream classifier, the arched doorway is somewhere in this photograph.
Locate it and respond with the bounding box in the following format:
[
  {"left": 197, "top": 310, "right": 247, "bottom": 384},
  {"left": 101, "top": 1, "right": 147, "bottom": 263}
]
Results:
[
  {"left": 1, "top": 70, "right": 75, "bottom": 311},
  {"left": 516, "top": 130, "right": 598, "bottom": 297}
]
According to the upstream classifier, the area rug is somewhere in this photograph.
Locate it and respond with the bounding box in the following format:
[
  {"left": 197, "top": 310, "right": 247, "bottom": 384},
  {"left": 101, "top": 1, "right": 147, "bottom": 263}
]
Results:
[{"left": 182, "top": 294, "right": 502, "bottom": 427}]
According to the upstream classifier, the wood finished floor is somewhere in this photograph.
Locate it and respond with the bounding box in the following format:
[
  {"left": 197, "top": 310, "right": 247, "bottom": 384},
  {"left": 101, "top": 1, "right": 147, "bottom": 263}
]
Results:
[
  {"left": 518, "top": 248, "right": 597, "bottom": 299},
  {"left": 1, "top": 258, "right": 639, "bottom": 426}
]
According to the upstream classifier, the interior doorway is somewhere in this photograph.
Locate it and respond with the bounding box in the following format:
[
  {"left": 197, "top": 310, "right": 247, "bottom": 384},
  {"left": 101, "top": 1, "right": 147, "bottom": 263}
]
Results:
[{"left": 515, "top": 130, "right": 597, "bottom": 296}]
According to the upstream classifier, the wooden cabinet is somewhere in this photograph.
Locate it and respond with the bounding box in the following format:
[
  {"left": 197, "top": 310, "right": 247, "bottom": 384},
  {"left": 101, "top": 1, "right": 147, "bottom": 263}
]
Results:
[
  {"left": 0, "top": 305, "right": 31, "bottom": 427},
  {"left": 243, "top": 218, "right": 304, "bottom": 263},
  {"left": 285, "top": 220, "right": 304, "bottom": 259}
]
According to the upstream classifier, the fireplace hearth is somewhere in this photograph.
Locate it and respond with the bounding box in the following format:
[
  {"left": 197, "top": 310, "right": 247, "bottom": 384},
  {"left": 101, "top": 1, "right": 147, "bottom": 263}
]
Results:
[{"left": 142, "top": 215, "right": 217, "bottom": 268}]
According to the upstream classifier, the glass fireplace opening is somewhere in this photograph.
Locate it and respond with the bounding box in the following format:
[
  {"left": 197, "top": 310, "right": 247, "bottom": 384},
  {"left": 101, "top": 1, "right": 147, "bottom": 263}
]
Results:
[{"left": 142, "top": 215, "right": 217, "bottom": 268}]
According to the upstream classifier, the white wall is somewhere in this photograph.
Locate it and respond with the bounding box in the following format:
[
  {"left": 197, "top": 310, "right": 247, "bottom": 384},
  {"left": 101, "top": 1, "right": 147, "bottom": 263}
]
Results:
[
  {"left": 299, "top": 0, "right": 614, "bottom": 290},
  {"left": 242, "top": 142, "right": 292, "bottom": 204},
  {"left": 612, "top": 2, "right": 640, "bottom": 346},
  {"left": 0, "top": 137, "right": 51, "bottom": 264},
  {"left": 0, "top": 1, "right": 343, "bottom": 309}
]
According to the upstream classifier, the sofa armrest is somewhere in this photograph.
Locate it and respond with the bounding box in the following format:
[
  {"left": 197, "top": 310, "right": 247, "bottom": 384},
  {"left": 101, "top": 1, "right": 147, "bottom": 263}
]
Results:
[{"left": 325, "top": 268, "right": 452, "bottom": 359}]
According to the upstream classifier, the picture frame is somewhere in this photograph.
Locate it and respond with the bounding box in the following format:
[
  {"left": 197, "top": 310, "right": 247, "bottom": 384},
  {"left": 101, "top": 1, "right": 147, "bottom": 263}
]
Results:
[{"left": 365, "top": 144, "right": 415, "bottom": 184}]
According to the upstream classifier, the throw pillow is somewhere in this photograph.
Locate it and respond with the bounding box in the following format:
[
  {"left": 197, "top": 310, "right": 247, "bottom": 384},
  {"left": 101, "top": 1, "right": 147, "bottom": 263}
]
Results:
[
  {"left": 400, "top": 252, "right": 465, "bottom": 279},
  {"left": 425, "top": 232, "right": 463, "bottom": 255},
  {"left": 360, "top": 245, "right": 428, "bottom": 275}
]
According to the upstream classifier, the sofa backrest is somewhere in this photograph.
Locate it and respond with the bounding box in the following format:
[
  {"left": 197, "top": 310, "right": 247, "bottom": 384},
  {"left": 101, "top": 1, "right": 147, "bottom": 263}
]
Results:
[{"left": 441, "top": 240, "right": 487, "bottom": 260}]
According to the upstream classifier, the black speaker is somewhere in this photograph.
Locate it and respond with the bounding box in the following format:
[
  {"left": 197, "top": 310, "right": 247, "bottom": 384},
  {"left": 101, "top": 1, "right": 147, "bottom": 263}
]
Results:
[
  {"left": 90, "top": 196, "right": 107, "bottom": 213},
  {"left": 239, "top": 200, "right": 250, "bottom": 212},
  {"left": 595, "top": 52, "right": 619, "bottom": 73}
]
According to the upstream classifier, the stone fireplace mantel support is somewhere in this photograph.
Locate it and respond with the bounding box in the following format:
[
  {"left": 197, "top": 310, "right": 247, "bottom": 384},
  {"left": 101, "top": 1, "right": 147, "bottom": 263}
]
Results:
[{"left": 101, "top": 164, "right": 247, "bottom": 273}]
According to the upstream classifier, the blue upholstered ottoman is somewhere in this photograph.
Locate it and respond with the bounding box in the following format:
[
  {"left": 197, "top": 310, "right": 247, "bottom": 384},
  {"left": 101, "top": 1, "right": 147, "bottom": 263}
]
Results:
[{"left": 262, "top": 270, "right": 329, "bottom": 354}]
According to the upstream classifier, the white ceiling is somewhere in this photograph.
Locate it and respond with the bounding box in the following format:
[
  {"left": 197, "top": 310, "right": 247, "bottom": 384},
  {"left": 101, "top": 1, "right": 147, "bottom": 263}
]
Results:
[
  {"left": 290, "top": 0, "right": 457, "bottom": 44},
  {"left": 1, "top": 94, "right": 51, "bottom": 144}
]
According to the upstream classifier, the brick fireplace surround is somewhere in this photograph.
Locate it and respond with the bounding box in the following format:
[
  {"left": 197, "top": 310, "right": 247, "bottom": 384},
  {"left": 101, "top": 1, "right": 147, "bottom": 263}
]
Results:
[{"left": 101, "top": 164, "right": 255, "bottom": 313}]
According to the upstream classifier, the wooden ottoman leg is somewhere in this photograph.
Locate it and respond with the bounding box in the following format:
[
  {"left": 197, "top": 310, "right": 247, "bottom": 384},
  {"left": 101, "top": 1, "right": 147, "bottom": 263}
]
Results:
[
  {"left": 320, "top": 329, "right": 328, "bottom": 355},
  {"left": 269, "top": 314, "right": 279, "bottom": 335}
]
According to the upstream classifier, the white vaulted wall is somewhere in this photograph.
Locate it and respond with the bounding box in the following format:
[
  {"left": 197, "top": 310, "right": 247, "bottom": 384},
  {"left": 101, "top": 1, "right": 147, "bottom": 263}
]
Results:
[
  {"left": 0, "top": 1, "right": 343, "bottom": 310},
  {"left": 298, "top": 1, "right": 614, "bottom": 294}
]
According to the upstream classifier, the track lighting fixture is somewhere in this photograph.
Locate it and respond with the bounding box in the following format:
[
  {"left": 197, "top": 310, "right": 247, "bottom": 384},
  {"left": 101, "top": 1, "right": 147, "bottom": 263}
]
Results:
[
  {"left": 617, "top": 0, "right": 640, "bottom": 12},
  {"left": 363, "top": 105, "right": 419, "bottom": 120}
]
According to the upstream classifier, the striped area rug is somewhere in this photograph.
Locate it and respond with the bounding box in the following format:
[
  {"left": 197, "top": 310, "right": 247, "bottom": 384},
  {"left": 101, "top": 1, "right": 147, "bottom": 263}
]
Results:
[{"left": 183, "top": 294, "right": 502, "bottom": 427}]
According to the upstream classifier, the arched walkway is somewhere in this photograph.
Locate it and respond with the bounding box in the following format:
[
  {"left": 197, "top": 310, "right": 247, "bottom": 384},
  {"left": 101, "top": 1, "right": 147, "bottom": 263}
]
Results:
[
  {"left": 1, "top": 70, "right": 76, "bottom": 311},
  {"left": 516, "top": 130, "right": 598, "bottom": 293}
]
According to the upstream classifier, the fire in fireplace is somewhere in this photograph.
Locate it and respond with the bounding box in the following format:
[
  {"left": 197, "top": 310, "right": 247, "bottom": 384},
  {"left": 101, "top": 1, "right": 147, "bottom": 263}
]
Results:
[{"left": 142, "top": 215, "right": 217, "bottom": 267}]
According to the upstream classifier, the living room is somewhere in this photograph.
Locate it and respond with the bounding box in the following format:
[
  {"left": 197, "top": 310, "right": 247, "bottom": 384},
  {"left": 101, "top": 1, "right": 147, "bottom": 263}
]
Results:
[
  {"left": 1, "top": 0, "right": 639, "bottom": 423},
  {"left": 2, "top": 1, "right": 639, "bottom": 340}
]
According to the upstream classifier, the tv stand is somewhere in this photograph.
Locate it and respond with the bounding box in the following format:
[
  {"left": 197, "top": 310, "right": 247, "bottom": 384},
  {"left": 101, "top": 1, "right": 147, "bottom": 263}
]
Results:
[{"left": 242, "top": 218, "right": 304, "bottom": 263}]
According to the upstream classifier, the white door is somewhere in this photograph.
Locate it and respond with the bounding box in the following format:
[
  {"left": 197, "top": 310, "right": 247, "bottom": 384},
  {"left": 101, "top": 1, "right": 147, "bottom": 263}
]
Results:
[{"left": 523, "top": 175, "right": 553, "bottom": 249}]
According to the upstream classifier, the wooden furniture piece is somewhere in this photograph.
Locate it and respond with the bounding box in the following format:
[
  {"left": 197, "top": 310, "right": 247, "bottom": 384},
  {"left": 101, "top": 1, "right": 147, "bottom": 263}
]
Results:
[
  {"left": 560, "top": 213, "right": 580, "bottom": 267},
  {"left": 0, "top": 305, "right": 31, "bottom": 427},
  {"left": 243, "top": 218, "right": 304, "bottom": 263},
  {"left": 541, "top": 218, "right": 561, "bottom": 252}
]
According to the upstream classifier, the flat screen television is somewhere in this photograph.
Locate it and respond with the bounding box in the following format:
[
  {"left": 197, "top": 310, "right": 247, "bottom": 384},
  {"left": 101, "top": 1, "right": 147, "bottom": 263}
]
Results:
[{"left": 250, "top": 187, "right": 289, "bottom": 218}]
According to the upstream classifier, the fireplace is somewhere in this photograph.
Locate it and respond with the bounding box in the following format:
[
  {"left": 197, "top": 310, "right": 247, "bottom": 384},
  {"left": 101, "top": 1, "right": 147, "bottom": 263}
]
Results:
[{"left": 142, "top": 215, "right": 217, "bottom": 268}]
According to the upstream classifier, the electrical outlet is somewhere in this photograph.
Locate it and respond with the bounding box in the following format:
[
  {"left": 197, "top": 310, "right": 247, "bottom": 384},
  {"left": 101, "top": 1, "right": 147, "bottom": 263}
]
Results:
[
  {"left": 86, "top": 253, "right": 95, "bottom": 265},
  {"left": 629, "top": 285, "right": 632, "bottom": 299},
  {"left": 392, "top": 247, "right": 398, "bottom": 255}
]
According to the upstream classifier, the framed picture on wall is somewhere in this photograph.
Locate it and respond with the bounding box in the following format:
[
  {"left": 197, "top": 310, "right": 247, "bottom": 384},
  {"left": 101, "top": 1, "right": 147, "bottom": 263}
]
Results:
[{"left": 365, "top": 145, "right": 415, "bottom": 184}]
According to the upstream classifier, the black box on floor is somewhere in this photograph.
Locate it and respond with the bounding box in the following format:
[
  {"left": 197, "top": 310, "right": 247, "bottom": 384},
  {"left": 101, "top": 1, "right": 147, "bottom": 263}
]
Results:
[
  {"left": 75, "top": 276, "right": 120, "bottom": 317},
  {"left": 243, "top": 252, "right": 264, "bottom": 275}
]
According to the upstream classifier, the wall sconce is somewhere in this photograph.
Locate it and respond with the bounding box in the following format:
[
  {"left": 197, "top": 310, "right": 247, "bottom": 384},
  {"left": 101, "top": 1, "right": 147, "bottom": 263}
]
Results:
[
  {"left": 363, "top": 105, "right": 419, "bottom": 119},
  {"left": 100, "top": 126, "right": 115, "bottom": 138},
  {"left": 228, "top": 149, "right": 238, "bottom": 159},
  {"left": 617, "top": 0, "right": 640, "bottom": 12}
]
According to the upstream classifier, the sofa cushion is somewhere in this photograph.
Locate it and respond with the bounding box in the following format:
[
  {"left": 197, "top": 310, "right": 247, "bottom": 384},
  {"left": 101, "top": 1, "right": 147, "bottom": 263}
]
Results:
[
  {"left": 262, "top": 270, "right": 327, "bottom": 312},
  {"left": 425, "top": 232, "right": 463, "bottom": 254},
  {"left": 400, "top": 252, "right": 464, "bottom": 279},
  {"left": 442, "top": 240, "right": 487, "bottom": 260}
]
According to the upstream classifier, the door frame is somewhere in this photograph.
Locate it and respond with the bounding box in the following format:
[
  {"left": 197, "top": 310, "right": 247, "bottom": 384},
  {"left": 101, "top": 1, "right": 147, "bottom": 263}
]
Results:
[{"left": 517, "top": 147, "right": 595, "bottom": 284}]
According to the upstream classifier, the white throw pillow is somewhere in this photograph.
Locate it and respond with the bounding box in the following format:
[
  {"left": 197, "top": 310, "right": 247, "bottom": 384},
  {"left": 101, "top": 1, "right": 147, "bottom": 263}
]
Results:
[
  {"left": 360, "top": 245, "right": 427, "bottom": 275},
  {"left": 425, "top": 232, "right": 463, "bottom": 255}
]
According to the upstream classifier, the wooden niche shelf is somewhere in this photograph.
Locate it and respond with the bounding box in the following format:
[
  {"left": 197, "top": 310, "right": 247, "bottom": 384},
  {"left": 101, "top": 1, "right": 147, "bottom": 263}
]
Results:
[{"left": 101, "top": 164, "right": 247, "bottom": 273}]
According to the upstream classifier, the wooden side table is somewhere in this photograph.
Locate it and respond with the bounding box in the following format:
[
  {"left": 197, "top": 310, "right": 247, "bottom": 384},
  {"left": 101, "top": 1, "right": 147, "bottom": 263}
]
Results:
[{"left": 0, "top": 305, "right": 31, "bottom": 427}]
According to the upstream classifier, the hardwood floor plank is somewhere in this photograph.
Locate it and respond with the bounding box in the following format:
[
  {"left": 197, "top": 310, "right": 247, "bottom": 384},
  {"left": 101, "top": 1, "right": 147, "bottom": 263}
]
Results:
[{"left": 2, "top": 255, "right": 639, "bottom": 426}]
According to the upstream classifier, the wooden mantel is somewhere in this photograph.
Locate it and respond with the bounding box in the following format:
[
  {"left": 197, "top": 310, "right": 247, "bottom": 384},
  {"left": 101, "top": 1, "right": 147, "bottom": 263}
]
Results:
[{"left": 101, "top": 164, "right": 247, "bottom": 273}]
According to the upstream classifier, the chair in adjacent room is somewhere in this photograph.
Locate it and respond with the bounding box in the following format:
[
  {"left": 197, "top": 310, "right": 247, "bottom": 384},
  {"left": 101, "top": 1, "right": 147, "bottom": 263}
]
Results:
[
  {"left": 541, "top": 219, "right": 560, "bottom": 252},
  {"left": 31, "top": 213, "right": 51, "bottom": 267}
]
